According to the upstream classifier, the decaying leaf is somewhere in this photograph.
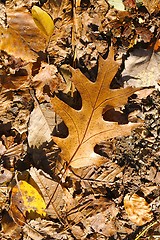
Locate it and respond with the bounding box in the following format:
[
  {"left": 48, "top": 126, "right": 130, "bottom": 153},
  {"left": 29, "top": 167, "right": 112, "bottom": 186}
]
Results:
[
  {"left": 124, "top": 193, "right": 153, "bottom": 226},
  {"left": 1, "top": 211, "right": 22, "bottom": 240},
  {"left": 0, "top": 89, "right": 12, "bottom": 121},
  {"left": 122, "top": 47, "right": 160, "bottom": 88},
  {"left": 51, "top": 47, "right": 140, "bottom": 169},
  {"left": 12, "top": 109, "right": 30, "bottom": 134},
  {"left": 0, "top": 167, "right": 13, "bottom": 185},
  {"left": 10, "top": 180, "right": 46, "bottom": 226},
  {"left": 142, "top": 0, "right": 160, "bottom": 14},
  {"left": 31, "top": 6, "right": 54, "bottom": 37},
  {"left": 0, "top": 26, "right": 37, "bottom": 62},
  {"left": 32, "top": 62, "right": 64, "bottom": 101}
]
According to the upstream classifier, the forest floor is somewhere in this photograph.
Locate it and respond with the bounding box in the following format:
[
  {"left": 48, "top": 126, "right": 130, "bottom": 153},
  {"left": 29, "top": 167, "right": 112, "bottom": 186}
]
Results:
[{"left": 0, "top": 0, "right": 160, "bottom": 240}]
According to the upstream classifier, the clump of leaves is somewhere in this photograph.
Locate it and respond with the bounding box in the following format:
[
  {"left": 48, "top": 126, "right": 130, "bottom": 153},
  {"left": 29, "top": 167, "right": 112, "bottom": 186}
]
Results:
[{"left": 51, "top": 47, "right": 140, "bottom": 170}]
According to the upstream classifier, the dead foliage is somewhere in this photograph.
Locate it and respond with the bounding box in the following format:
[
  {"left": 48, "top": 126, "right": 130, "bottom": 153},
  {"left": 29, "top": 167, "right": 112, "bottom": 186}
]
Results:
[{"left": 0, "top": 0, "right": 159, "bottom": 240}]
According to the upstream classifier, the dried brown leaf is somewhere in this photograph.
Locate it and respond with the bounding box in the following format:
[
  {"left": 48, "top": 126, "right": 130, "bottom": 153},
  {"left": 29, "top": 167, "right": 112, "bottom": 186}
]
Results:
[
  {"left": 7, "top": 7, "right": 46, "bottom": 52},
  {"left": 51, "top": 47, "right": 140, "bottom": 169},
  {"left": 124, "top": 193, "right": 153, "bottom": 226},
  {"left": 12, "top": 109, "right": 30, "bottom": 134},
  {"left": 1, "top": 211, "right": 22, "bottom": 239},
  {"left": 32, "top": 63, "right": 64, "bottom": 101},
  {"left": 142, "top": 0, "right": 160, "bottom": 14},
  {"left": 0, "top": 26, "right": 38, "bottom": 62},
  {"left": 0, "top": 89, "right": 12, "bottom": 120}
]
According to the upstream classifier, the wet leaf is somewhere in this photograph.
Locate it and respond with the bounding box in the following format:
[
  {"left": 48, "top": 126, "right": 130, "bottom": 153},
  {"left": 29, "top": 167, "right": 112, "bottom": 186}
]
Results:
[{"left": 31, "top": 6, "right": 54, "bottom": 37}]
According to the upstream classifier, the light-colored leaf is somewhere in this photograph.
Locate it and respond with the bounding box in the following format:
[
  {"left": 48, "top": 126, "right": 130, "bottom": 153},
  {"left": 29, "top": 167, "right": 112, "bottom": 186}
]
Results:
[
  {"left": 10, "top": 180, "right": 46, "bottom": 225},
  {"left": 51, "top": 47, "right": 140, "bottom": 169},
  {"left": 124, "top": 193, "right": 153, "bottom": 226},
  {"left": 29, "top": 167, "right": 64, "bottom": 219},
  {"left": 0, "top": 167, "right": 13, "bottom": 185},
  {"left": 108, "top": 0, "right": 125, "bottom": 10},
  {"left": 122, "top": 48, "right": 160, "bottom": 89},
  {"left": 31, "top": 6, "right": 54, "bottom": 37},
  {"left": 28, "top": 102, "right": 56, "bottom": 148}
]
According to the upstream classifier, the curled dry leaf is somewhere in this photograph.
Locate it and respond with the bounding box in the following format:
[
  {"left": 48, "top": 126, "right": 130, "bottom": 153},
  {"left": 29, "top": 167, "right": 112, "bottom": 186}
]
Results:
[
  {"left": 10, "top": 180, "right": 46, "bottom": 226},
  {"left": 0, "top": 26, "right": 37, "bottom": 62},
  {"left": 124, "top": 193, "right": 153, "bottom": 226},
  {"left": 51, "top": 47, "right": 140, "bottom": 169},
  {"left": 32, "top": 63, "right": 64, "bottom": 101},
  {"left": 0, "top": 89, "right": 13, "bottom": 121}
]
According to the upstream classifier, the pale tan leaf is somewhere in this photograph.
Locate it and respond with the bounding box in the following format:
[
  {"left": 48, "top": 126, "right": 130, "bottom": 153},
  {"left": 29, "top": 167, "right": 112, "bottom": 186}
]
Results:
[
  {"left": 29, "top": 167, "right": 64, "bottom": 219},
  {"left": 108, "top": 0, "right": 125, "bottom": 10},
  {"left": 0, "top": 141, "right": 6, "bottom": 156},
  {"left": 32, "top": 63, "right": 64, "bottom": 102},
  {"left": 28, "top": 102, "right": 56, "bottom": 148},
  {"left": 0, "top": 167, "right": 13, "bottom": 185},
  {"left": 51, "top": 47, "right": 140, "bottom": 169},
  {"left": 122, "top": 48, "right": 160, "bottom": 89},
  {"left": 124, "top": 193, "right": 153, "bottom": 226}
]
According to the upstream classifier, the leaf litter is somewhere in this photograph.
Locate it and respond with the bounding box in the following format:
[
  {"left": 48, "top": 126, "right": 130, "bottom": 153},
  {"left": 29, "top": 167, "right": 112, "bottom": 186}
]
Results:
[{"left": 0, "top": 0, "right": 159, "bottom": 239}]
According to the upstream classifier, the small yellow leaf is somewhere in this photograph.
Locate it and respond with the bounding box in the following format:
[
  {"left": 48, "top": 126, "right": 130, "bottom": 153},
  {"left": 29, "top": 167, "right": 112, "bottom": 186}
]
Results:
[
  {"left": 10, "top": 180, "right": 46, "bottom": 225},
  {"left": 31, "top": 6, "right": 54, "bottom": 37},
  {"left": 20, "top": 181, "right": 46, "bottom": 216}
]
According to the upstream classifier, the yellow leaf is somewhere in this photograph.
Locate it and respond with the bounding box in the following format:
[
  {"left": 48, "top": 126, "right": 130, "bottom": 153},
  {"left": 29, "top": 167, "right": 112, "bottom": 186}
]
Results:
[
  {"left": 20, "top": 181, "right": 46, "bottom": 216},
  {"left": 31, "top": 6, "right": 54, "bottom": 37},
  {"left": 10, "top": 180, "right": 46, "bottom": 226}
]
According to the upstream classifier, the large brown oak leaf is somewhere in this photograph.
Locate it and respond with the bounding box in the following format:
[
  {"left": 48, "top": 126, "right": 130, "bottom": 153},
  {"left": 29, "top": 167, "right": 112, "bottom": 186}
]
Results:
[{"left": 51, "top": 48, "right": 140, "bottom": 169}]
